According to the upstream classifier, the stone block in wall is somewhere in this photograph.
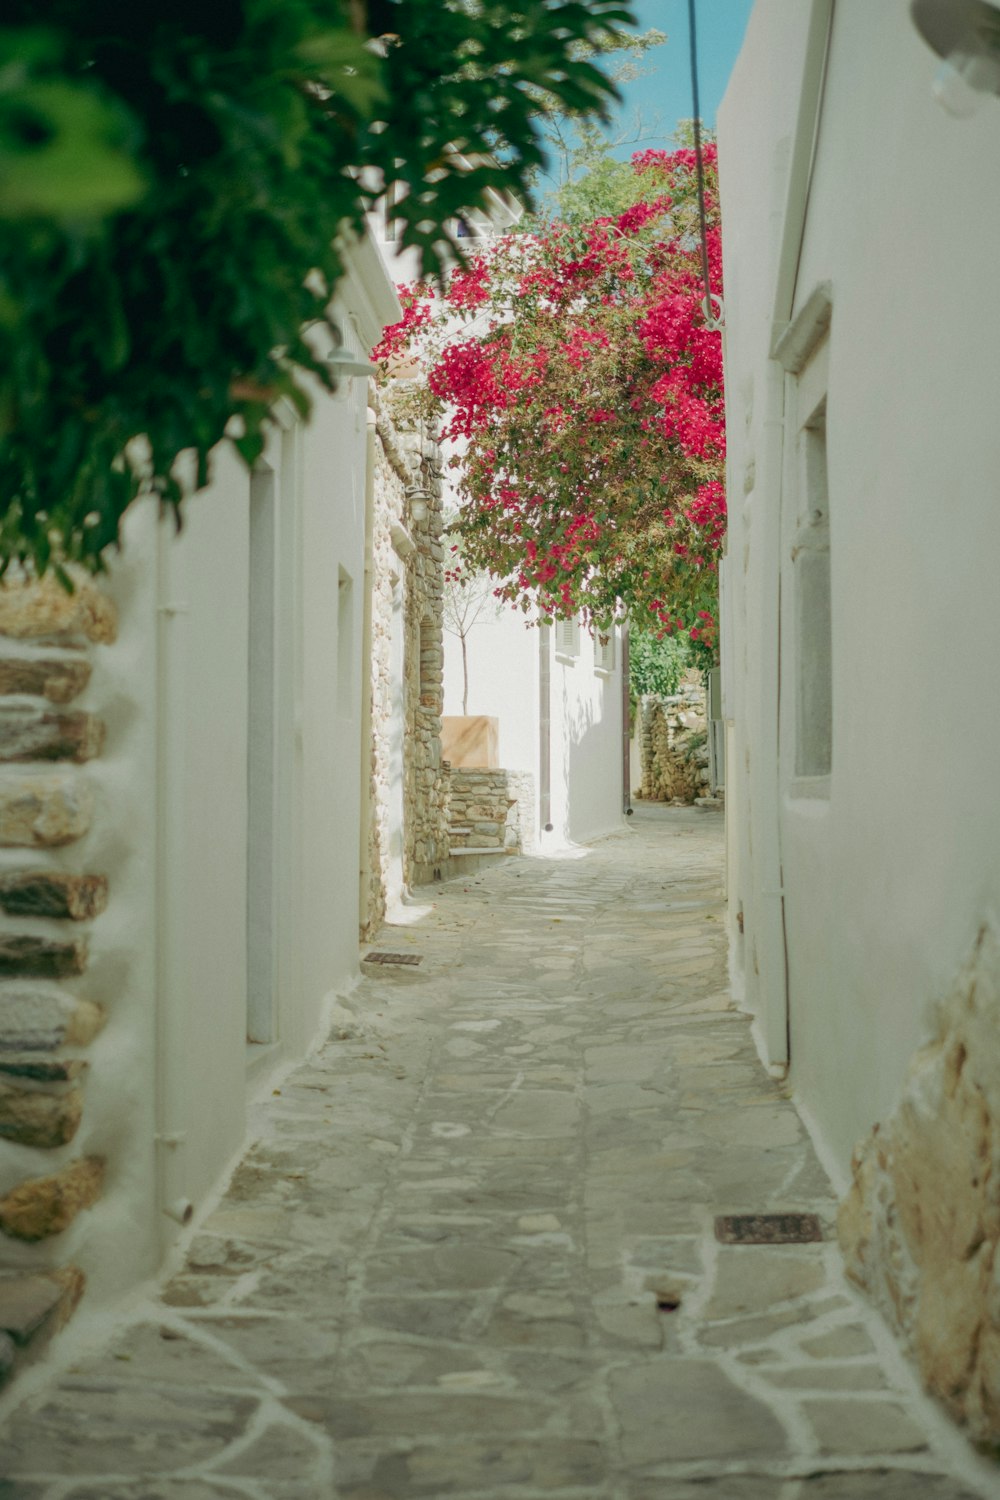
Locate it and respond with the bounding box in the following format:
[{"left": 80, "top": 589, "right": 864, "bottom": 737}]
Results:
[
  {"left": 0, "top": 987, "right": 105, "bottom": 1051},
  {"left": 839, "top": 923, "right": 1000, "bottom": 1448},
  {"left": 0, "top": 1055, "right": 86, "bottom": 1082},
  {"left": 0, "top": 1081, "right": 82, "bottom": 1148},
  {"left": 0, "top": 872, "right": 108, "bottom": 921},
  {"left": 0, "top": 1157, "right": 104, "bottom": 1242},
  {"left": 474, "top": 810, "right": 506, "bottom": 827},
  {"left": 0, "top": 706, "right": 104, "bottom": 764},
  {"left": 0, "top": 772, "right": 93, "bottom": 846},
  {"left": 0, "top": 1267, "right": 84, "bottom": 1352},
  {"left": 0, "top": 657, "right": 92, "bottom": 705},
  {"left": 0, "top": 936, "right": 87, "bottom": 980},
  {"left": 0, "top": 576, "right": 117, "bottom": 645}
]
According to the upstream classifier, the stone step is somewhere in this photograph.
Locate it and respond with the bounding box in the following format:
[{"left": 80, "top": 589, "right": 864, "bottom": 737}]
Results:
[
  {"left": 0, "top": 1268, "right": 84, "bottom": 1388},
  {"left": 448, "top": 846, "right": 511, "bottom": 857}
]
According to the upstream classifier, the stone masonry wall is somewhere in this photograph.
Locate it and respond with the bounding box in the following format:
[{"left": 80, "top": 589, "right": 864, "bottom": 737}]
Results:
[
  {"left": 364, "top": 382, "right": 449, "bottom": 930},
  {"left": 363, "top": 399, "right": 404, "bottom": 934},
  {"left": 838, "top": 923, "right": 1000, "bottom": 1452},
  {"left": 0, "top": 573, "right": 113, "bottom": 1382},
  {"left": 447, "top": 768, "right": 534, "bottom": 855},
  {"left": 396, "top": 394, "right": 449, "bottom": 887},
  {"left": 637, "top": 685, "right": 711, "bottom": 804}
]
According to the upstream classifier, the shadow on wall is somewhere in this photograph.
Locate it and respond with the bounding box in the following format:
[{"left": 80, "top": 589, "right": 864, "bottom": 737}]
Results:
[{"left": 560, "top": 660, "right": 621, "bottom": 846}]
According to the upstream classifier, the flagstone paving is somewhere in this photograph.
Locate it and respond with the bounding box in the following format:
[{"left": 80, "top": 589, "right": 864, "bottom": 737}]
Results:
[{"left": 0, "top": 806, "right": 996, "bottom": 1499}]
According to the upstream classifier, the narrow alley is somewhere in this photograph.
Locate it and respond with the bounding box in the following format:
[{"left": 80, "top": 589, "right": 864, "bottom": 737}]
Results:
[{"left": 0, "top": 808, "right": 991, "bottom": 1500}]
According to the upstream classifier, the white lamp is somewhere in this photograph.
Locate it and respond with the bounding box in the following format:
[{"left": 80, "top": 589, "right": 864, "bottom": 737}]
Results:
[
  {"left": 408, "top": 488, "right": 431, "bottom": 523},
  {"left": 912, "top": 0, "right": 1000, "bottom": 116},
  {"left": 326, "top": 319, "right": 375, "bottom": 395}
]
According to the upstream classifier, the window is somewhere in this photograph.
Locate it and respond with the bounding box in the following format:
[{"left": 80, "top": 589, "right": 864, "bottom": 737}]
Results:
[
  {"left": 793, "top": 402, "right": 832, "bottom": 780},
  {"left": 775, "top": 284, "right": 833, "bottom": 797},
  {"left": 554, "top": 617, "right": 579, "bottom": 661},
  {"left": 594, "top": 629, "right": 615, "bottom": 674}
]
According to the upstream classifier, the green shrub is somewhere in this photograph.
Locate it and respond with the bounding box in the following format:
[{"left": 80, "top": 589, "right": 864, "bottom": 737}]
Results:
[{"left": 629, "top": 626, "right": 696, "bottom": 699}]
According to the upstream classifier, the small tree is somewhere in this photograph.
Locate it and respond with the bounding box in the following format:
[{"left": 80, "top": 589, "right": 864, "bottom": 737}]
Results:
[{"left": 442, "top": 536, "right": 498, "bottom": 716}]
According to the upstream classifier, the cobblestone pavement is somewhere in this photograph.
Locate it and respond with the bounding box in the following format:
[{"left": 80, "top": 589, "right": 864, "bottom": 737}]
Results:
[{"left": 1, "top": 806, "right": 996, "bottom": 1500}]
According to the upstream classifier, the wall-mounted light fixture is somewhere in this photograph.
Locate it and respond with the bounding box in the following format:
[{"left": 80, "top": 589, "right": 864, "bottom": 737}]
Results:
[
  {"left": 912, "top": 0, "right": 1000, "bottom": 116},
  {"left": 407, "top": 487, "right": 431, "bottom": 523},
  {"left": 327, "top": 319, "right": 376, "bottom": 396}
]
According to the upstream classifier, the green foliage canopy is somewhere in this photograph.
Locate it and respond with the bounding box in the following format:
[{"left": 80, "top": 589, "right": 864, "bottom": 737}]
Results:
[
  {"left": 628, "top": 625, "right": 694, "bottom": 698},
  {"left": 0, "top": 0, "right": 634, "bottom": 579}
]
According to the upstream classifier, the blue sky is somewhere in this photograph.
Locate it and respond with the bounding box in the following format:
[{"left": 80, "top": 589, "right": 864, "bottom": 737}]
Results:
[{"left": 599, "top": 0, "right": 754, "bottom": 156}]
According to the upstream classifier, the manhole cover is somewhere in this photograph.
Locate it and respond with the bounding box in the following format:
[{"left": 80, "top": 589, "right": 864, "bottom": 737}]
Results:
[
  {"left": 714, "top": 1213, "right": 823, "bottom": 1245},
  {"left": 364, "top": 951, "right": 422, "bottom": 966}
]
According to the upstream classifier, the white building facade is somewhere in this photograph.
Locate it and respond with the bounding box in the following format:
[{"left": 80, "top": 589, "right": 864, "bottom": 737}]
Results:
[
  {"left": 0, "top": 237, "right": 404, "bottom": 1339},
  {"left": 441, "top": 607, "right": 626, "bottom": 849},
  {"left": 719, "top": 0, "right": 1000, "bottom": 1442}
]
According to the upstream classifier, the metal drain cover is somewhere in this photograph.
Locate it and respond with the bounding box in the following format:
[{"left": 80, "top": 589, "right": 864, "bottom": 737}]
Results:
[
  {"left": 714, "top": 1212, "right": 823, "bottom": 1245},
  {"left": 364, "top": 951, "right": 422, "bottom": 966}
]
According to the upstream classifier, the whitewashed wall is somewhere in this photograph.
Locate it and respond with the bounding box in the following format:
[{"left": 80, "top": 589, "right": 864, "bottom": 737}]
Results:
[
  {"left": 59, "top": 241, "right": 400, "bottom": 1302},
  {"left": 442, "top": 608, "right": 536, "bottom": 772},
  {"left": 719, "top": 0, "right": 1000, "bottom": 1170},
  {"left": 442, "top": 611, "right": 624, "bottom": 847}
]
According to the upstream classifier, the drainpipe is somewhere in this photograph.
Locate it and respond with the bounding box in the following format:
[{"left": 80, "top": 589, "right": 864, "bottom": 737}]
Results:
[
  {"left": 357, "top": 405, "right": 377, "bottom": 932},
  {"left": 621, "top": 623, "right": 633, "bottom": 817},
  {"left": 154, "top": 516, "right": 195, "bottom": 1240},
  {"left": 538, "top": 622, "right": 552, "bottom": 834}
]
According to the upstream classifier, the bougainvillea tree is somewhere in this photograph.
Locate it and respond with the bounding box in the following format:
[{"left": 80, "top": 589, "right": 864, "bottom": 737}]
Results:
[{"left": 375, "top": 143, "right": 724, "bottom": 660}]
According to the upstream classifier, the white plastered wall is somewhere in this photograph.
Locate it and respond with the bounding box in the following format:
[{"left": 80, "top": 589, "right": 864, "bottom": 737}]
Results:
[
  {"left": 719, "top": 0, "right": 1000, "bottom": 1171},
  {"left": 442, "top": 611, "right": 624, "bottom": 847},
  {"left": 550, "top": 626, "right": 624, "bottom": 847},
  {"left": 442, "top": 608, "right": 538, "bottom": 772},
  {"left": 67, "top": 239, "right": 399, "bottom": 1301}
]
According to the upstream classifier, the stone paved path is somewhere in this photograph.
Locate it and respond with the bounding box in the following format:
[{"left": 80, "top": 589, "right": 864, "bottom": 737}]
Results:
[{"left": 0, "top": 806, "right": 996, "bottom": 1500}]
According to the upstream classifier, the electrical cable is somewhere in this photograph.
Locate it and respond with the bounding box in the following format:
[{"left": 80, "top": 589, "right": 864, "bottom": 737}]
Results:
[{"left": 687, "top": 0, "right": 723, "bottom": 330}]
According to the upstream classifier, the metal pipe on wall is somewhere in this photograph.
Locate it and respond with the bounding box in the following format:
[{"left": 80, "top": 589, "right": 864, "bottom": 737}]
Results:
[
  {"left": 357, "top": 407, "right": 378, "bottom": 931},
  {"left": 538, "top": 622, "right": 553, "bottom": 833},
  {"left": 621, "top": 623, "right": 633, "bottom": 817}
]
